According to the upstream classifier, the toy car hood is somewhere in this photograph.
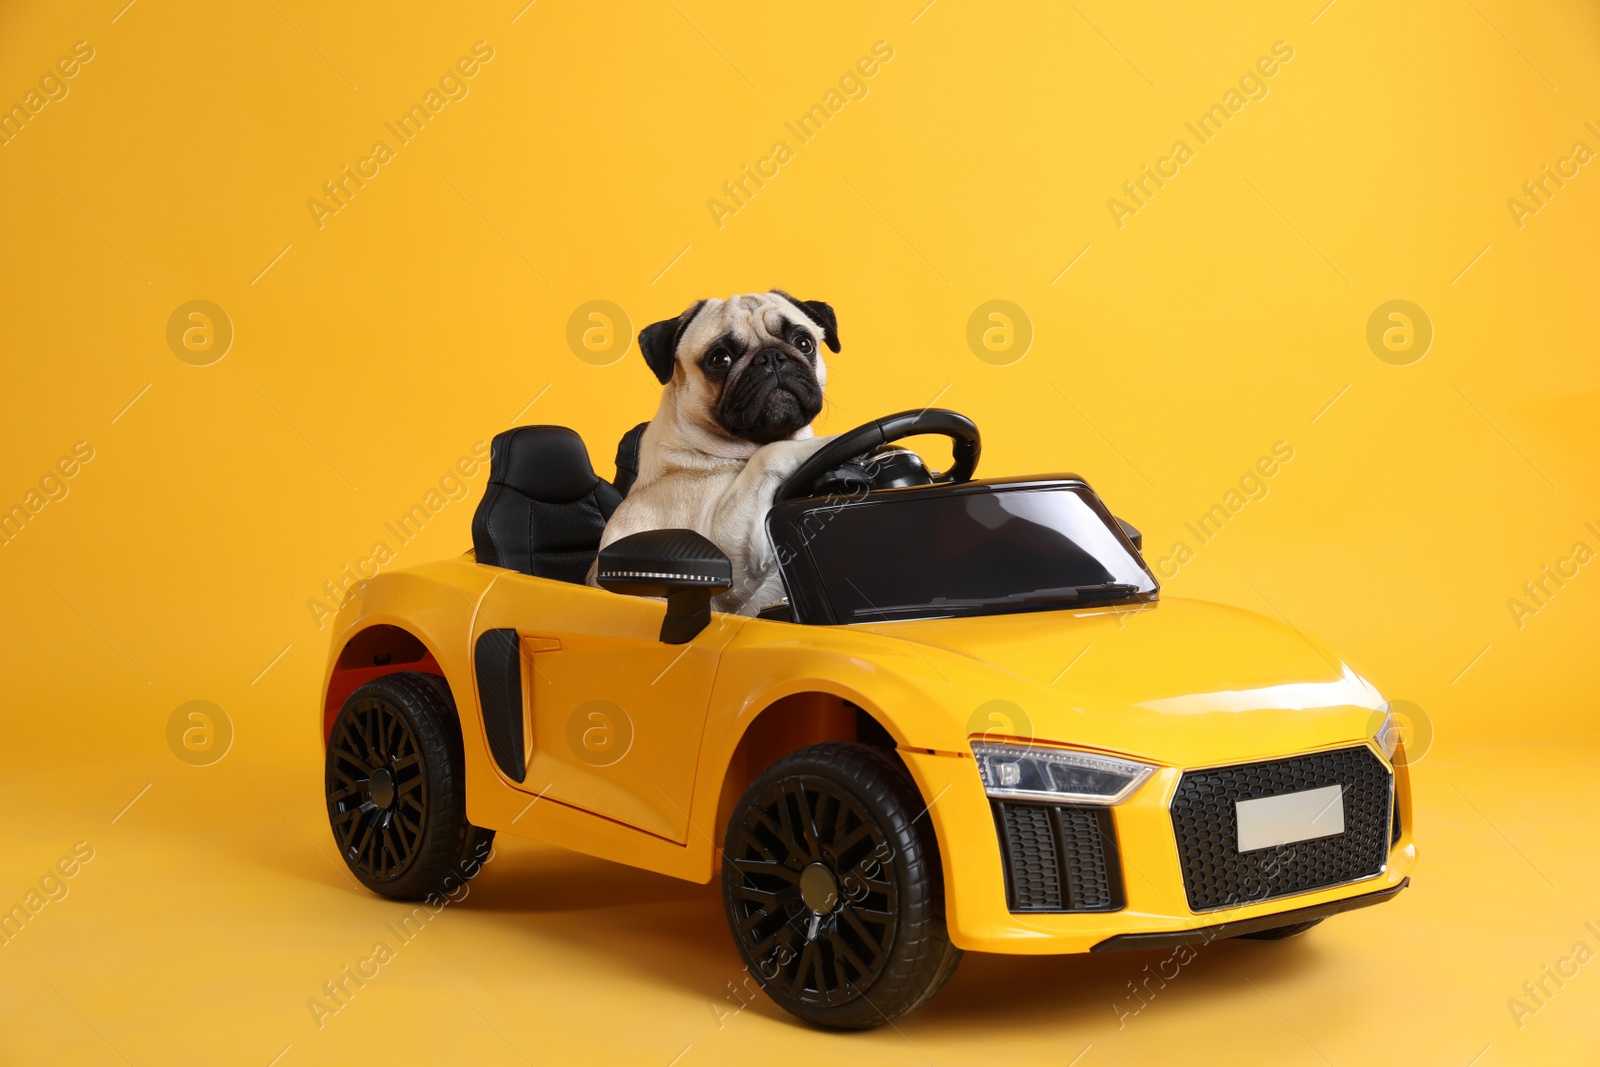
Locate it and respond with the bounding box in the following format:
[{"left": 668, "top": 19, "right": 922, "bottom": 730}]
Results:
[{"left": 838, "top": 596, "right": 1388, "bottom": 766}]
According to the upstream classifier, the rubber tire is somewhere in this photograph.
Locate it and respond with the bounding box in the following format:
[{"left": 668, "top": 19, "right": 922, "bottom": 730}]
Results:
[
  {"left": 325, "top": 671, "right": 495, "bottom": 901},
  {"left": 721, "top": 742, "right": 962, "bottom": 1030},
  {"left": 416, "top": 673, "right": 497, "bottom": 880},
  {"left": 1237, "top": 917, "right": 1324, "bottom": 940}
]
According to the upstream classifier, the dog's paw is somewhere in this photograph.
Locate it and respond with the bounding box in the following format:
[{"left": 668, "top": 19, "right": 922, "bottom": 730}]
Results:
[{"left": 756, "top": 434, "right": 836, "bottom": 478}]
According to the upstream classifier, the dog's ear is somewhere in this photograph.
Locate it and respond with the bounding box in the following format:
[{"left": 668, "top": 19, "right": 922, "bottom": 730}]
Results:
[
  {"left": 638, "top": 300, "right": 707, "bottom": 385},
  {"left": 772, "top": 291, "right": 840, "bottom": 353},
  {"left": 637, "top": 319, "right": 679, "bottom": 385}
]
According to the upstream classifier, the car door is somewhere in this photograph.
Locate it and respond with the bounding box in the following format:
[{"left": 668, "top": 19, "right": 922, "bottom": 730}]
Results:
[{"left": 472, "top": 572, "right": 735, "bottom": 842}]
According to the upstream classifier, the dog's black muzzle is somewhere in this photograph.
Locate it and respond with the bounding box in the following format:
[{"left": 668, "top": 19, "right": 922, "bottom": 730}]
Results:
[{"left": 718, "top": 347, "right": 822, "bottom": 444}]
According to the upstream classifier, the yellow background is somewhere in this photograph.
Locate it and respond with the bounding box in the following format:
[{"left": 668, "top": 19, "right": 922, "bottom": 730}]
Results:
[{"left": 2, "top": 0, "right": 1597, "bottom": 1063}]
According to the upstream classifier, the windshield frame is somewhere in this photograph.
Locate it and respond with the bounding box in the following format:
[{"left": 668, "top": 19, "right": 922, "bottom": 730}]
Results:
[{"left": 766, "top": 475, "right": 1160, "bottom": 625}]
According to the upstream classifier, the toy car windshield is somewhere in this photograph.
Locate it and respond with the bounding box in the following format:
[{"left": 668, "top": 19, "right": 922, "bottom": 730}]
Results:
[{"left": 770, "top": 479, "right": 1158, "bottom": 624}]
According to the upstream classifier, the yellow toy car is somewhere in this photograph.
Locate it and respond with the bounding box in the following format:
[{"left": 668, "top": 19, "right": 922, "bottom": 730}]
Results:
[{"left": 320, "top": 408, "right": 1415, "bottom": 1030}]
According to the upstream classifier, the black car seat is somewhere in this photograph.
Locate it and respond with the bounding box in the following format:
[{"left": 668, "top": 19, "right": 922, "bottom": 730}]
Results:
[
  {"left": 611, "top": 421, "right": 649, "bottom": 498},
  {"left": 471, "top": 426, "right": 622, "bottom": 582}
]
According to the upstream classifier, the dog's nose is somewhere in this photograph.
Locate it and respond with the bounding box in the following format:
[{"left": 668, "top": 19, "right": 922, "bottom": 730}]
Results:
[{"left": 753, "top": 347, "right": 789, "bottom": 371}]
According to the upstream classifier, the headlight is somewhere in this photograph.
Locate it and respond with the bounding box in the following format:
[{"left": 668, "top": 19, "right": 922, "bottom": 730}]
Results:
[
  {"left": 1375, "top": 708, "right": 1399, "bottom": 760},
  {"left": 971, "top": 742, "right": 1154, "bottom": 805}
]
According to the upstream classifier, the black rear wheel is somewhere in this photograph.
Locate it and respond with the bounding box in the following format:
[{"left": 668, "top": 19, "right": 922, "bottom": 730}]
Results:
[
  {"left": 324, "top": 672, "right": 494, "bottom": 900},
  {"left": 721, "top": 742, "right": 961, "bottom": 1029}
]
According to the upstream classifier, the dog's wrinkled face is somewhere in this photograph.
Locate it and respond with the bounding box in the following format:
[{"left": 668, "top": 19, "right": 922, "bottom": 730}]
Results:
[{"left": 638, "top": 291, "right": 839, "bottom": 446}]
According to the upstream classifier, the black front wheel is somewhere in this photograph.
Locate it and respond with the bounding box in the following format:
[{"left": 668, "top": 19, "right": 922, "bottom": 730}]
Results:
[
  {"left": 324, "top": 672, "right": 494, "bottom": 900},
  {"left": 721, "top": 742, "right": 962, "bottom": 1029}
]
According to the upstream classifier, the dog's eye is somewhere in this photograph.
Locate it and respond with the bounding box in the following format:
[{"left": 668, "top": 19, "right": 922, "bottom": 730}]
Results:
[
  {"left": 794, "top": 334, "right": 814, "bottom": 355},
  {"left": 705, "top": 350, "right": 733, "bottom": 370}
]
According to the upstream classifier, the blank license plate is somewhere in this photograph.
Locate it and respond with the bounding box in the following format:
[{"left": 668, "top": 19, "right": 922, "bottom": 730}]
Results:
[{"left": 1236, "top": 784, "right": 1345, "bottom": 852}]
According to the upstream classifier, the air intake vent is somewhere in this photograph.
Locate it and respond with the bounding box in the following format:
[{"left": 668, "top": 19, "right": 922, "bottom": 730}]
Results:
[
  {"left": 992, "top": 802, "right": 1124, "bottom": 913},
  {"left": 473, "top": 628, "right": 526, "bottom": 782}
]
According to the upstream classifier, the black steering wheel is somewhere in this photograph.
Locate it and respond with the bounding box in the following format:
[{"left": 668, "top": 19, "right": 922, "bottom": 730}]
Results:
[{"left": 776, "top": 408, "right": 981, "bottom": 502}]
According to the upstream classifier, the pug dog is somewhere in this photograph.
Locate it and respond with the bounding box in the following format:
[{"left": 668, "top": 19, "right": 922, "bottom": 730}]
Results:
[{"left": 590, "top": 291, "right": 839, "bottom": 615}]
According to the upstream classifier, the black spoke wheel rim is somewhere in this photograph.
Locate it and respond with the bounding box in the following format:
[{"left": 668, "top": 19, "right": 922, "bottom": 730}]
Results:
[
  {"left": 326, "top": 696, "right": 428, "bottom": 882},
  {"left": 726, "top": 774, "right": 899, "bottom": 1008}
]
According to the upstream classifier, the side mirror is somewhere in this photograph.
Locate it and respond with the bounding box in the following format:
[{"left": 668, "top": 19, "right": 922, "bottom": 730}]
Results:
[
  {"left": 1115, "top": 517, "right": 1142, "bottom": 553},
  {"left": 596, "top": 529, "right": 732, "bottom": 644}
]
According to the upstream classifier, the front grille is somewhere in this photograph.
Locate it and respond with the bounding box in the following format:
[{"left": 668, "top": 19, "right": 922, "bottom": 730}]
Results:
[
  {"left": 992, "top": 802, "right": 1124, "bottom": 912},
  {"left": 1170, "top": 746, "right": 1392, "bottom": 912}
]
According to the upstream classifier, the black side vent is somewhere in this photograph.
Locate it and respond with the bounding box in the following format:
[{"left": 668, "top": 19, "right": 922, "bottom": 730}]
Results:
[
  {"left": 992, "top": 802, "right": 1125, "bottom": 913},
  {"left": 473, "top": 628, "right": 526, "bottom": 782},
  {"left": 1391, "top": 791, "right": 1402, "bottom": 847}
]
